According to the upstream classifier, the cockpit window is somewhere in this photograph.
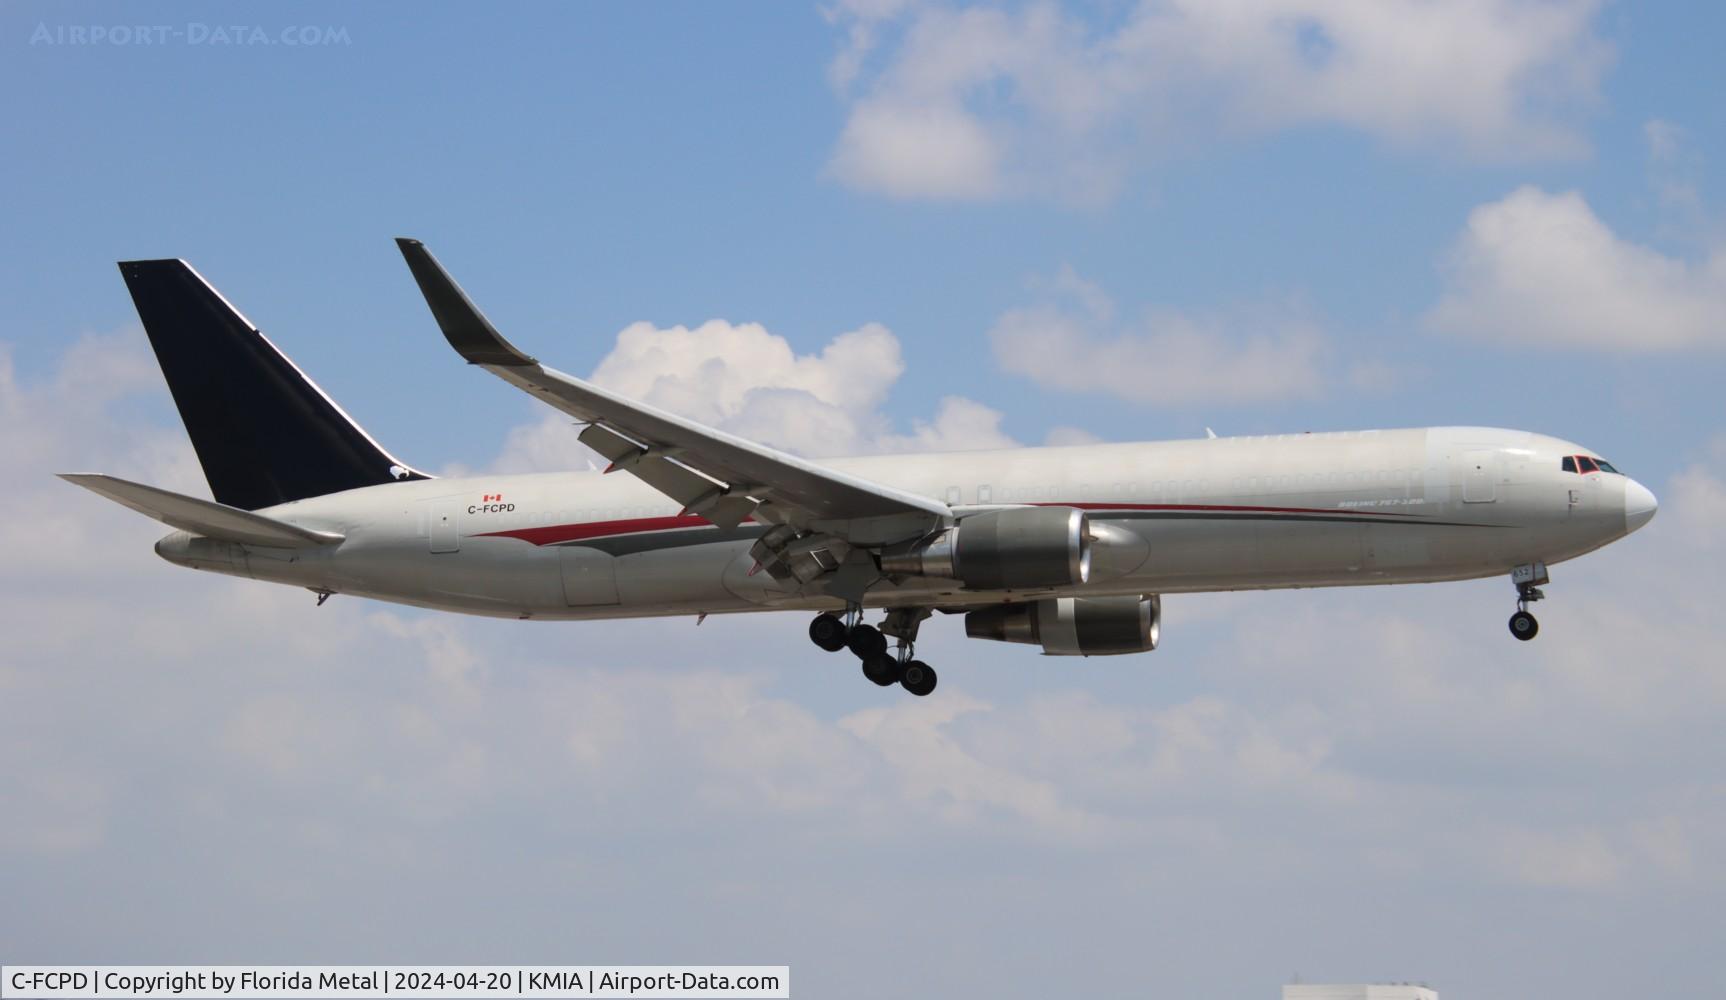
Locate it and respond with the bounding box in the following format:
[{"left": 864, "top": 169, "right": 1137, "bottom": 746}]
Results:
[{"left": 1562, "top": 454, "right": 1622, "bottom": 475}]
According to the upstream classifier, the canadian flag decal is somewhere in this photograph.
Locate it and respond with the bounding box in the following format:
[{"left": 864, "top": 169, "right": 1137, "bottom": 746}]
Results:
[{"left": 482, "top": 493, "right": 503, "bottom": 502}]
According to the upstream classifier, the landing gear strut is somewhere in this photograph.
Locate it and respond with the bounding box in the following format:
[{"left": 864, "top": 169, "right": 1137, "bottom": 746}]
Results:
[
  {"left": 807, "top": 606, "right": 938, "bottom": 696},
  {"left": 882, "top": 606, "right": 936, "bottom": 697},
  {"left": 1508, "top": 562, "right": 1548, "bottom": 641}
]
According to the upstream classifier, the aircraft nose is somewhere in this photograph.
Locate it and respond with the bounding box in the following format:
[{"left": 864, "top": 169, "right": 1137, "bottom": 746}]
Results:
[{"left": 1624, "top": 478, "right": 1659, "bottom": 534}]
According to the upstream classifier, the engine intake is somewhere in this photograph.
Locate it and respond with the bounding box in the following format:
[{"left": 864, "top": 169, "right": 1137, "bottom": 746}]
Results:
[
  {"left": 965, "top": 595, "right": 1161, "bottom": 656},
  {"left": 880, "top": 507, "right": 1091, "bottom": 590}
]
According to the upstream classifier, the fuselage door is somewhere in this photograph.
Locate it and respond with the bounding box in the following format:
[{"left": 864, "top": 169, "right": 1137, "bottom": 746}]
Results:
[
  {"left": 1462, "top": 450, "right": 1498, "bottom": 504},
  {"left": 560, "top": 546, "right": 621, "bottom": 606},
  {"left": 1568, "top": 461, "right": 1604, "bottom": 518},
  {"left": 429, "top": 501, "right": 460, "bottom": 553}
]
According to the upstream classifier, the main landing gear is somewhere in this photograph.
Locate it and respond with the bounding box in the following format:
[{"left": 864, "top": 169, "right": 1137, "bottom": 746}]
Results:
[
  {"left": 808, "top": 607, "right": 937, "bottom": 696},
  {"left": 1508, "top": 561, "right": 1548, "bottom": 641}
]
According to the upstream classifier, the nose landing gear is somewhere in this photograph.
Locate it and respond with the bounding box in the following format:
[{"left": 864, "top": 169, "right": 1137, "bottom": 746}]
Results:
[
  {"left": 808, "top": 606, "right": 938, "bottom": 695},
  {"left": 1508, "top": 562, "right": 1548, "bottom": 641}
]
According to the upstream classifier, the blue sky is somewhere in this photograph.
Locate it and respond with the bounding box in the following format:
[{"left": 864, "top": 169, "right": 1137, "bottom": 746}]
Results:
[
  {"left": 3, "top": 3, "right": 1725, "bottom": 999},
  {"left": 7, "top": 1, "right": 1722, "bottom": 471}
]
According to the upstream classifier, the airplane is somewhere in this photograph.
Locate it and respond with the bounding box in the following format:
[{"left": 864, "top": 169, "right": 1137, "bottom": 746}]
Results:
[{"left": 62, "top": 240, "right": 1659, "bottom": 697}]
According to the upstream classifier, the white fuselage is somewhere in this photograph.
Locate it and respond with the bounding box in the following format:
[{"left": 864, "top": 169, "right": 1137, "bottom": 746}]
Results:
[{"left": 153, "top": 426, "right": 1651, "bottom": 620}]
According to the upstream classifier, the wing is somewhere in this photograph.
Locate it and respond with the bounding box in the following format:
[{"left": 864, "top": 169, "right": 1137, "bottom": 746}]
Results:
[
  {"left": 59, "top": 474, "right": 343, "bottom": 548},
  {"left": 395, "top": 238, "right": 947, "bottom": 548}
]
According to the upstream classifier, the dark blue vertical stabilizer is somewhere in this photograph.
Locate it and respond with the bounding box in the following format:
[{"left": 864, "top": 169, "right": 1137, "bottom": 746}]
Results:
[{"left": 117, "top": 259, "right": 429, "bottom": 511}]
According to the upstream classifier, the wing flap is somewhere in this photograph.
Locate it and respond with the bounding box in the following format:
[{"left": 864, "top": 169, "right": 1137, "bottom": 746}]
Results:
[
  {"left": 577, "top": 423, "right": 761, "bottom": 529},
  {"left": 59, "top": 474, "right": 344, "bottom": 548}
]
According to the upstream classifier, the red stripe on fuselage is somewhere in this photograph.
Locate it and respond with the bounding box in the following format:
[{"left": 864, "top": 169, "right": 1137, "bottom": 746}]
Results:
[
  {"left": 1040, "top": 502, "right": 1417, "bottom": 517},
  {"left": 472, "top": 501, "right": 1419, "bottom": 548},
  {"left": 474, "top": 514, "right": 719, "bottom": 547}
]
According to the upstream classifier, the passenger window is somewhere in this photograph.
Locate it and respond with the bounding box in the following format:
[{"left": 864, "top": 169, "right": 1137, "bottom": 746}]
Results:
[
  {"left": 978, "top": 485, "right": 992, "bottom": 504},
  {"left": 1561, "top": 456, "right": 1577, "bottom": 473},
  {"left": 946, "top": 486, "right": 962, "bottom": 505}
]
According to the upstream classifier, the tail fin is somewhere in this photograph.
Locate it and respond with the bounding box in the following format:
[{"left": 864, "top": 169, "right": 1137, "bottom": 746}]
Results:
[{"left": 117, "top": 259, "right": 429, "bottom": 510}]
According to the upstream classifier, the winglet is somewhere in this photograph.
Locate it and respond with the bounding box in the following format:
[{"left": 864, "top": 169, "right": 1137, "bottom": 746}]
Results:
[{"left": 395, "top": 238, "right": 537, "bottom": 367}]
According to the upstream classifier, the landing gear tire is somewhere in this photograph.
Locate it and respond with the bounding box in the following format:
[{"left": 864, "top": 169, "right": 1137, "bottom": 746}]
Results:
[
  {"left": 847, "top": 623, "right": 888, "bottom": 659},
  {"left": 900, "top": 660, "right": 937, "bottom": 697},
  {"left": 1509, "top": 610, "right": 1539, "bottom": 641},
  {"left": 809, "top": 613, "right": 849, "bottom": 652},
  {"left": 862, "top": 653, "right": 901, "bottom": 686}
]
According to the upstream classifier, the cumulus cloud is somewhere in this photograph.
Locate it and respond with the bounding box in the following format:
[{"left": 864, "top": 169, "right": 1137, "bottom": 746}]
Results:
[
  {"left": 988, "top": 269, "right": 1329, "bottom": 406},
  {"left": 9, "top": 330, "right": 1726, "bottom": 992},
  {"left": 1426, "top": 186, "right": 1726, "bottom": 351},
  {"left": 828, "top": 0, "right": 1610, "bottom": 200},
  {"left": 832, "top": 101, "right": 1005, "bottom": 200},
  {"left": 1644, "top": 118, "right": 1712, "bottom": 241},
  {"left": 488, "top": 317, "right": 1019, "bottom": 472},
  {"left": 1666, "top": 458, "right": 1726, "bottom": 549}
]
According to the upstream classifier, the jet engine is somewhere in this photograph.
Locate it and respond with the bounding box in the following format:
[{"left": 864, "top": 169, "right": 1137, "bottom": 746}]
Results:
[
  {"left": 880, "top": 507, "right": 1091, "bottom": 590},
  {"left": 965, "top": 595, "right": 1161, "bottom": 656}
]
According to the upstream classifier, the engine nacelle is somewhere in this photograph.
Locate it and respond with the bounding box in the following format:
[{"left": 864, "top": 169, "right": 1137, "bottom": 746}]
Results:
[
  {"left": 965, "top": 595, "right": 1161, "bottom": 656},
  {"left": 881, "top": 507, "right": 1091, "bottom": 590}
]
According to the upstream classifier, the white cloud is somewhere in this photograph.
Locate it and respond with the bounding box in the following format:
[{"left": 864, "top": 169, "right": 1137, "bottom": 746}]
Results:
[
  {"left": 1426, "top": 186, "right": 1726, "bottom": 351},
  {"left": 1043, "top": 425, "right": 1102, "bottom": 446},
  {"left": 1644, "top": 118, "right": 1710, "bottom": 239},
  {"left": 592, "top": 320, "right": 904, "bottom": 423},
  {"left": 1645, "top": 118, "right": 1683, "bottom": 163},
  {"left": 8, "top": 330, "right": 1726, "bottom": 990},
  {"left": 489, "top": 317, "right": 1019, "bottom": 471},
  {"left": 989, "top": 271, "right": 1329, "bottom": 406},
  {"left": 1488, "top": 826, "right": 1623, "bottom": 889},
  {"left": 831, "top": 100, "right": 1004, "bottom": 200},
  {"left": 873, "top": 395, "right": 1019, "bottom": 453},
  {"left": 1667, "top": 461, "right": 1726, "bottom": 549},
  {"left": 828, "top": 0, "right": 1610, "bottom": 200}
]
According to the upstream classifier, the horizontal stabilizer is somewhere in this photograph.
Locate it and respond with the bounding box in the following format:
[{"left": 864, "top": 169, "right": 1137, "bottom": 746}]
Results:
[{"left": 58, "top": 474, "right": 344, "bottom": 548}]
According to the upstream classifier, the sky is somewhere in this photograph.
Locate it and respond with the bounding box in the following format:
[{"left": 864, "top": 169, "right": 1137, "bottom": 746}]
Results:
[{"left": 2, "top": 2, "right": 1724, "bottom": 997}]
